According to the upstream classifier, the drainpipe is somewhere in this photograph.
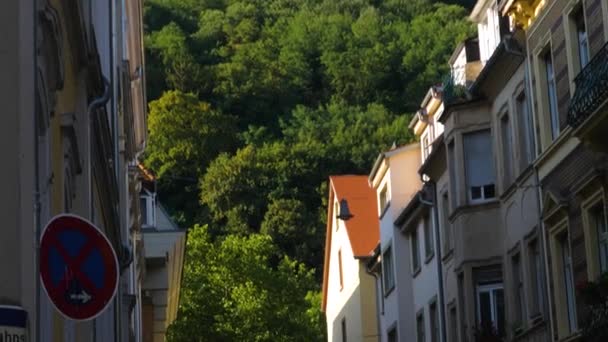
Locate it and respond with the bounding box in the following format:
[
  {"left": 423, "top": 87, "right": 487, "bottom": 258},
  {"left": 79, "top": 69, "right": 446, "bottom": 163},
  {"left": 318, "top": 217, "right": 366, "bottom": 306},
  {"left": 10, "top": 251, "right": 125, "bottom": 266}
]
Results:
[
  {"left": 87, "top": 76, "right": 110, "bottom": 342},
  {"left": 419, "top": 179, "right": 447, "bottom": 342},
  {"left": 33, "top": 1, "right": 41, "bottom": 339},
  {"left": 87, "top": 76, "right": 111, "bottom": 216},
  {"left": 364, "top": 262, "right": 383, "bottom": 342}
]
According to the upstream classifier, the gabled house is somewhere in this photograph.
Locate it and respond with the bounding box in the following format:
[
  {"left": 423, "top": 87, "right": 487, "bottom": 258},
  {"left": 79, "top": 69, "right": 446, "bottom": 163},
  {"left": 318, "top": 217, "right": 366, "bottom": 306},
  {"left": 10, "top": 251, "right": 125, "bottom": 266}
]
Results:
[
  {"left": 138, "top": 165, "right": 186, "bottom": 342},
  {"left": 367, "top": 144, "right": 422, "bottom": 342},
  {"left": 322, "top": 175, "right": 380, "bottom": 342}
]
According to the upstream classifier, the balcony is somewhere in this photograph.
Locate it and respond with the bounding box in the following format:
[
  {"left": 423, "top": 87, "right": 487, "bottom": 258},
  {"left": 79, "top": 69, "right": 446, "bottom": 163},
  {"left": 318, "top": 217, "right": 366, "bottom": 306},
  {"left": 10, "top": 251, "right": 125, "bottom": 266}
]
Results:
[
  {"left": 501, "top": 0, "right": 546, "bottom": 30},
  {"left": 567, "top": 41, "right": 608, "bottom": 150}
]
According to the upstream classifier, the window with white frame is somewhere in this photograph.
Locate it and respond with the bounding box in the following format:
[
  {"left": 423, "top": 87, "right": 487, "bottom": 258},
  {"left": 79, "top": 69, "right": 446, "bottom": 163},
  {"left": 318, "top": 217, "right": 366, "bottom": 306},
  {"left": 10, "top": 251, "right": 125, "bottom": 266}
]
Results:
[
  {"left": 338, "top": 249, "right": 344, "bottom": 290},
  {"left": 379, "top": 184, "right": 389, "bottom": 216},
  {"left": 500, "top": 113, "right": 514, "bottom": 187},
  {"left": 422, "top": 132, "right": 431, "bottom": 160},
  {"left": 416, "top": 311, "right": 426, "bottom": 342},
  {"left": 449, "top": 305, "right": 458, "bottom": 342},
  {"left": 383, "top": 246, "right": 395, "bottom": 294},
  {"left": 448, "top": 141, "right": 458, "bottom": 208},
  {"left": 559, "top": 233, "right": 578, "bottom": 333},
  {"left": 430, "top": 300, "right": 439, "bottom": 342},
  {"left": 411, "top": 231, "right": 421, "bottom": 273},
  {"left": 544, "top": 51, "right": 560, "bottom": 140},
  {"left": 516, "top": 91, "right": 535, "bottom": 170},
  {"left": 140, "top": 191, "right": 156, "bottom": 227},
  {"left": 590, "top": 202, "right": 608, "bottom": 273},
  {"left": 441, "top": 192, "right": 452, "bottom": 253},
  {"left": 528, "top": 239, "right": 545, "bottom": 317},
  {"left": 463, "top": 130, "right": 496, "bottom": 202},
  {"left": 476, "top": 283, "right": 505, "bottom": 336},
  {"left": 387, "top": 326, "right": 397, "bottom": 342},
  {"left": 512, "top": 253, "right": 526, "bottom": 324},
  {"left": 574, "top": 8, "right": 589, "bottom": 69},
  {"left": 424, "top": 214, "right": 434, "bottom": 259}
]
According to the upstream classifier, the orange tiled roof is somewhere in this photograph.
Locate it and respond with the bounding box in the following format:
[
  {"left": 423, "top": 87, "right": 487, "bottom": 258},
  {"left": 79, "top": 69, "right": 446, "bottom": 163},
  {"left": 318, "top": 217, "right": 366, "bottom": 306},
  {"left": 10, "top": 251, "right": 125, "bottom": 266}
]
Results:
[
  {"left": 321, "top": 175, "right": 380, "bottom": 311},
  {"left": 329, "top": 175, "right": 380, "bottom": 257}
]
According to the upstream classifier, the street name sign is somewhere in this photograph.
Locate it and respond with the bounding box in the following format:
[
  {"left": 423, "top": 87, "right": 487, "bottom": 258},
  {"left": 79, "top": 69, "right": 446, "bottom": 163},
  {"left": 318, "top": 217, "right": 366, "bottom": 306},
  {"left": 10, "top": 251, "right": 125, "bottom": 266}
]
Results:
[
  {"left": 0, "top": 305, "right": 27, "bottom": 342},
  {"left": 40, "top": 214, "right": 118, "bottom": 321}
]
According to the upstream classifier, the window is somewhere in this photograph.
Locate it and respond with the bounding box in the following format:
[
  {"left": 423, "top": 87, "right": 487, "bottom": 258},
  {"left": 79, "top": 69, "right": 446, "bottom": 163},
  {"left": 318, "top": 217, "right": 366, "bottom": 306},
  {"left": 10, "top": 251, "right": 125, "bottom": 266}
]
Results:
[
  {"left": 417, "top": 311, "right": 426, "bottom": 342},
  {"left": 441, "top": 192, "right": 452, "bottom": 253},
  {"left": 334, "top": 201, "right": 339, "bottom": 230},
  {"left": 341, "top": 318, "right": 347, "bottom": 342},
  {"left": 448, "top": 141, "right": 458, "bottom": 209},
  {"left": 338, "top": 250, "right": 344, "bottom": 290},
  {"left": 512, "top": 253, "right": 525, "bottom": 324},
  {"left": 528, "top": 239, "right": 545, "bottom": 317},
  {"left": 458, "top": 274, "right": 467, "bottom": 340},
  {"left": 591, "top": 203, "right": 608, "bottom": 273},
  {"left": 387, "top": 327, "right": 398, "bottom": 342},
  {"left": 516, "top": 92, "right": 535, "bottom": 169},
  {"left": 449, "top": 306, "right": 458, "bottom": 342},
  {"left": 560, "top": 234, "right": 577, "bottom": 333},
  {"left": 574, "top": 9, "right": 589, "bottom": 69},
  {"left": 379, "top": 185, "right": 389, "bottom": 216},
  {"left": 430, "top": 301, "right": 439, "bottom": 342},
  {"left": 383, "top": 246, "right": 395, "bottom": 294},
  {"left": 544, "top": 51, "right": 560, "bottom": 140},
  {"left": 140, "top": 193, "right": 155, "bottom": 227},
  {"left": 422, "top": 132, "right": 431, "bottom": 160},
  {"left": 412, "top": 231, "right": 421, "bottom": 273},
  {"left": 476, "top": 283, "right": 505, "bottom": 336},
  {"left": 463, "top": 130, "right": 496, "bottom": 202},
  {"left": 424, "top": 214, "right": 434, "bottom": 260},
  {"left": 500, "top": 113, "right": 514, "bottom": 187}
]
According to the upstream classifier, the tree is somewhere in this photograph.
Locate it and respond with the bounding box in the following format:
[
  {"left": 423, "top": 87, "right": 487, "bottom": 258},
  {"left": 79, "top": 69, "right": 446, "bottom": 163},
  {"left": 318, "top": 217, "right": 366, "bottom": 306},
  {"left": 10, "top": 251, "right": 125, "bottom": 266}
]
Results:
[
  {"left": 166, "top": 225, "right": 325, "bottom": 342},
  {"left": 144, "top": 90, "right": 237, "bottom": 226}
]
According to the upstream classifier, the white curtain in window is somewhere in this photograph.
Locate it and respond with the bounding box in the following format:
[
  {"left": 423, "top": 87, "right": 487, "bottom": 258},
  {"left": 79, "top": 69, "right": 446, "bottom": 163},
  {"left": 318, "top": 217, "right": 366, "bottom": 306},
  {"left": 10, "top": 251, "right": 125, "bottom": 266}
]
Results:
[{"left": 464, "top": 130, "right": 495, "bottom": 188}]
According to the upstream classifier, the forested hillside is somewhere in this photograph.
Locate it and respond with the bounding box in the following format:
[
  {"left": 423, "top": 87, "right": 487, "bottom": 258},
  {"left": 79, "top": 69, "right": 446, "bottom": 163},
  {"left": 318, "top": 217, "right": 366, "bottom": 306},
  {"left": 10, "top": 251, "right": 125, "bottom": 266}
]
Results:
[{"left": 143, "top": 0, "right": 474, "bottom": 339}]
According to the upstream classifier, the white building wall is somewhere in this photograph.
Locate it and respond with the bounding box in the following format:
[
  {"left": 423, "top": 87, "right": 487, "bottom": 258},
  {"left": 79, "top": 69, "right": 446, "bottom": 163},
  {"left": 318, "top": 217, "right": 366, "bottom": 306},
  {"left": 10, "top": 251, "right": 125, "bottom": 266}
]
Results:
[
  {"left": 374, "top": 146, "right": 422, "bottom": 341},
  {"left": 412, "top": 216, "right": 441, "bottom": 342},
  {"left": 325, "top": 215, "right": 364, "bottom": 342}
]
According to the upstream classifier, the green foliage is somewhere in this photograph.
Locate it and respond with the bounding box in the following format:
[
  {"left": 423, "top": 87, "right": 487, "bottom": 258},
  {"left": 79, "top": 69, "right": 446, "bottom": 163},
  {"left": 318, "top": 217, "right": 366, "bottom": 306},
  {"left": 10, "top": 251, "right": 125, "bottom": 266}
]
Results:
[
  {"left": 166, "top": 225, "right": 325, "bottom": 342},
  {"left": 144, "top": 0, "right": 475, "bottom": 338},
  {"left": 144, "top": 90, "right": 237, "bottom": 227}
]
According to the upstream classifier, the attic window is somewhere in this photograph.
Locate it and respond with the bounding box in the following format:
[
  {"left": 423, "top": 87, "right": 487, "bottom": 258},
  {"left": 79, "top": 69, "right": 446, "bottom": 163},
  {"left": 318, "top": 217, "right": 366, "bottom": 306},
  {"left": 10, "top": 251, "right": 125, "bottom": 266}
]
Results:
[{"left": 337, "top": 199, "right": 353, "bottom": 221}]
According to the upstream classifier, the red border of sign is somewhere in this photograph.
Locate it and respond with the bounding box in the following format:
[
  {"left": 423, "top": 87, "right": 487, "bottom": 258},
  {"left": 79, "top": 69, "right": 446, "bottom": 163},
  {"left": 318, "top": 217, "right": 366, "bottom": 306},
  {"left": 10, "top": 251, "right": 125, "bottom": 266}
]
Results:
[{"left": 40, "top": 214, "right": 119, "bottom": 321}]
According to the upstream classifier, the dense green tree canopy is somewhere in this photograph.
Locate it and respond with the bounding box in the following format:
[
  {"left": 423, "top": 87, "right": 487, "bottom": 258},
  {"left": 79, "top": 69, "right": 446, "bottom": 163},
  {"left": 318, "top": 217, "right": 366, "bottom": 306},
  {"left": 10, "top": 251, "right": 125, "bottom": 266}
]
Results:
[
  {"left": 167, "top": 225, "right": 324, "bottom": 342},
  {"left": 143, "top": 0, "right": 474, "bottom": 339}
]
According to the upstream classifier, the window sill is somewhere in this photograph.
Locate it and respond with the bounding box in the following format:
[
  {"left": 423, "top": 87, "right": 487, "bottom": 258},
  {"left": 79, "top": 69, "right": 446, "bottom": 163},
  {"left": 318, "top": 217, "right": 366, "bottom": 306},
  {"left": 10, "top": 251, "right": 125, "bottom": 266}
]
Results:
[
  {"left": 558, "top": 332, "right": 581, "bottom": 342},
  {"left": 424, "top": 252, "right": 435, "bottom": 265},
  {"left": 449, "top": 199, "right": 500, "bottom": 221},
  {"left": 384, "top": 285, "right": 395, "bottom": 298},
  {"left": 379, "top": 202, "right": 391, "bottom": 220},
  {"left": 442, "top": 248, "right": 454, "bottom": 262},
  {"left": 412, "top": 266, "right": 421, "bottom": 278}
]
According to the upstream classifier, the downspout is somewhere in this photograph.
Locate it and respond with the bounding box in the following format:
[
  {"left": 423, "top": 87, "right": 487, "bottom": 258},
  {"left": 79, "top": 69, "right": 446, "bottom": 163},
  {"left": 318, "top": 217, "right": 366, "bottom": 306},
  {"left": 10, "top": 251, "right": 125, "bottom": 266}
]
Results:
[
  {"left": 87, "top": 76, "right": 110, "bottom": 342},
  {"left": 87, "top": 76, "right": 111, "bottom": 216},
  {"left": 524, "top": 48, "right": 556, "bottom": 339},
  {"left": 33, "top": 1, "right": 41, "bottom": 339},
  {"left": 364, "top": 261, "right": 383, "bottom": 342},
  {"left": 419, "top": 179, "right": 447, "bottom": 342}
]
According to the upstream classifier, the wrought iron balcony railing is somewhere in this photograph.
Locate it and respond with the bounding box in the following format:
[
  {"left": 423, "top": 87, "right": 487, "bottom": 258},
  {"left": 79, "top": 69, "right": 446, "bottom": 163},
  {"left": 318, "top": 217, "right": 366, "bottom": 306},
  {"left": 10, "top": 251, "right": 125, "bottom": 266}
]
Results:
[{"left": 567, "top": 41, "right": 608, "bottom": 129}]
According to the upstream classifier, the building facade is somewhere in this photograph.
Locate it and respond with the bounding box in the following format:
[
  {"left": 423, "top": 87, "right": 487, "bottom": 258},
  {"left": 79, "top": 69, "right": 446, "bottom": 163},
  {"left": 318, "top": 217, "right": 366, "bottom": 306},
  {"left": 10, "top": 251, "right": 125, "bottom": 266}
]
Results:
[
  {"left": 368, "top": 144, "right": 422, "bottom": 342},
  {"left": 0, "top": 0, "right": 151, "bottom": 340},
  {"left": 322, "top": 176, "right": 380, "bottom": 342}
]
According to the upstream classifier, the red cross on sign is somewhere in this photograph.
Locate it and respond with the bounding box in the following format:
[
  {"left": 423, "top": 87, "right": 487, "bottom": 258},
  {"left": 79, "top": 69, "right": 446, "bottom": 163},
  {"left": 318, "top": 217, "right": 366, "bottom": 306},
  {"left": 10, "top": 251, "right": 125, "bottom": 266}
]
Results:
[{"left": 40, "top": 214, "right": 119, "bottom": 321}]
